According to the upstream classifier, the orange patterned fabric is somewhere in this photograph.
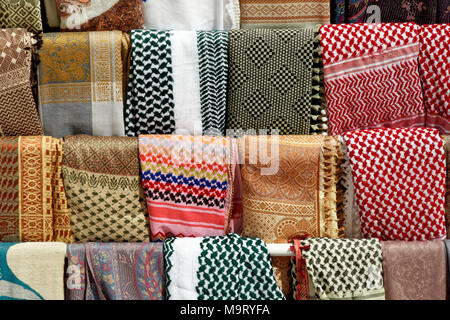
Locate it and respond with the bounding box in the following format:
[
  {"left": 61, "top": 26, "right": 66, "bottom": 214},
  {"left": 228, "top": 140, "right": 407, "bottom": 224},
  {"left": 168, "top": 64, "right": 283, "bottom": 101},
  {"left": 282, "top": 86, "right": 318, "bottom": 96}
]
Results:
[
  {"left": 240, "top": 0, "right": 330, "bottom": 28},
  {"left": 238, "top": 135, "right": 341, "bottom": 296},
  {"left": 0, "top": 136, "right": 72, "bottom": 242}
]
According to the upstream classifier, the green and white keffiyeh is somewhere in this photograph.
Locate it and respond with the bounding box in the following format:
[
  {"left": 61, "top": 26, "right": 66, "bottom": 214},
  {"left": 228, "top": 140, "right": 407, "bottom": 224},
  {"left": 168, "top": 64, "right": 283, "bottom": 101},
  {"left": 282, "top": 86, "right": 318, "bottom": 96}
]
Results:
[
  {"left": 164, "top": 234, "right": 285, "bottom": 300},
  {"left": 294, "top": 238, "right": 386, "bottom": 300}
]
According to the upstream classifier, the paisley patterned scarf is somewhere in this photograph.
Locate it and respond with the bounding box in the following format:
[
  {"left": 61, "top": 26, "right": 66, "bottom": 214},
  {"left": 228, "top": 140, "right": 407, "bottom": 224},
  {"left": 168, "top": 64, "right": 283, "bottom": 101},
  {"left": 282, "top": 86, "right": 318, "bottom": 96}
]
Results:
[
  {"left": 0, "top": 136, "right": 73, "bottom": 242},
  {"left": 66, "top": 243, "right": 165, "bottom": 300},
  {"left": 164, "top": 234, "right": 284, "bottom": 300}
]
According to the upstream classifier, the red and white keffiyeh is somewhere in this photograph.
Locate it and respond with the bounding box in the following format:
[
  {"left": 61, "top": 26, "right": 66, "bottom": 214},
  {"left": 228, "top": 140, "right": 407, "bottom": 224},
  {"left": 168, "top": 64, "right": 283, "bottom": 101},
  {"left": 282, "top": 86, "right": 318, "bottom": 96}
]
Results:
[
  {"left": 419, "top": 24, "right": 450, "bottom": 135},
  {"left": 343, "top": 128, "right": 446, "bottom": 241},
  {"left": 321, "top": 23, "right": 425, "bottom": 135}
]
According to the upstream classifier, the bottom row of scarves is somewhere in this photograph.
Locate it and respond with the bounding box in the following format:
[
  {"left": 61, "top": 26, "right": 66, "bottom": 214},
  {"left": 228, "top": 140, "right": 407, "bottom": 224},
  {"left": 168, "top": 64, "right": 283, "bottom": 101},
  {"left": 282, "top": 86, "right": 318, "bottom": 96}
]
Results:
[{"left": 0, "top": 234, "right": 449, "bottom": 300}]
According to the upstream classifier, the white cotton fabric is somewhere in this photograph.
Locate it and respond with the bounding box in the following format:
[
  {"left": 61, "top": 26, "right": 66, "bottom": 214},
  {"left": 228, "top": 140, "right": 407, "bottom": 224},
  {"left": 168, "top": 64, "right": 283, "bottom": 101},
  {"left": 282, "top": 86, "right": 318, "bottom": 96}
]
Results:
[
  {"left": 143, "top": 0, "right": 239, "bottom": 30},
  {"left": 167, "top": 238, "right": 202, "bottom": 300},
  {"left": 59, "top": 0, "right": 120, "bottom": 30},
  {"left": 170, "top": 31, "right": 202, "bottom": 136}
]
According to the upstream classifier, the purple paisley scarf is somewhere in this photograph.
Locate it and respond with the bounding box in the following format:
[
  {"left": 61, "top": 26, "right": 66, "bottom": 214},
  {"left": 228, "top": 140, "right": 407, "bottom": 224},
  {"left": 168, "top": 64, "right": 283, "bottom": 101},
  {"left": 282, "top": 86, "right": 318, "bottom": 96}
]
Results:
[{"left": 66, "top": 243, "right": 165, "bottom": 300}]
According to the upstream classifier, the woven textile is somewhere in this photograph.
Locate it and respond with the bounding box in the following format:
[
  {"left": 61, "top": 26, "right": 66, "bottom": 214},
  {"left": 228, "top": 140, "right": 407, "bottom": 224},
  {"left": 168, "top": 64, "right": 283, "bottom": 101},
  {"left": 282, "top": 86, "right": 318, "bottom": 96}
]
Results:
[
  {"left": 239, "top": 135, "right": 343, "bottom": 296},
  {"left": 0, "top": 243, "right": 66, "bottom": 300},
  {"left": 142, "top": 0, "right": 240, "bottom": 30},
  {"left": 0, "top": 136, "right": 73, "bottom": 242},
  {"left": 38, "top": 31, "right": 129, "bottom": 137},
  {"left": 55, "top": 0, "right": 143, "bottom": 32},
  {"left": 444, "top": 136, "right": 450, "bottom": 236},
  {"left": 0, "top": 29, "right": 42, "bottom": 136},
  {"left": 347, "top": 0, "right": 438, "bottom": 24},
  {"left": 419, "top": 24, "right": 450, "bottom": 135},
  {"left": 139, "top": 135, "right": 241, "bottom": 241},
  {"left": 438, "top": 0, "right": 450, "bottom": 22},
  {"left": 125, "top": 30, "right": 228, "bottom": 137},
  {"left": 321, "top": 23, "right": 425, "bottom": 135},
  {"left": 66, "top": 243, "right": 165, "bottom": 300},
  {"left": 164, "top": 234, "right": 284, "bottom": 300},
  {"left": 62, "top": 136, "right": 150, "bottom": 242},
  {"left": 240, "top": 0, "right": 330, "bottom": 28},
  {"left": 227, "top": 29, "right": 316, "bottom": 135},
  {"left": 300, "top": 238, "right": 385, "bottom": 300},
  {"left": 331, "top": 0, "right": 345, "bottom": 23},
  {"left": 0, "top": 0, "right": 43, "bottom": 32},
  {"left": 43, "top": 0, "right": 60, "bottom": 28},
  {"left": 381, "top": 241, "right": 446, "bottom": 300},
  {"left": 343, "top": 128, "right": 447, "bottom": 241}
]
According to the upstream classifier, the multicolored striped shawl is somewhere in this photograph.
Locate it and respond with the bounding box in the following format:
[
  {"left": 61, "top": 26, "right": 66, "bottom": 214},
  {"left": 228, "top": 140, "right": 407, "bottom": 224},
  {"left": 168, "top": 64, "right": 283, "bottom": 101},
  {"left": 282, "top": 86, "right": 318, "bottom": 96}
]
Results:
[
  {"left": 66, "top": 243, "right": 165, "bottom": 300},
  {"left": 0, "top": 136, "right": 73, "bottom": 242},
  {"left": 139, "top": 135, "right": 241, "bottom": 241}
]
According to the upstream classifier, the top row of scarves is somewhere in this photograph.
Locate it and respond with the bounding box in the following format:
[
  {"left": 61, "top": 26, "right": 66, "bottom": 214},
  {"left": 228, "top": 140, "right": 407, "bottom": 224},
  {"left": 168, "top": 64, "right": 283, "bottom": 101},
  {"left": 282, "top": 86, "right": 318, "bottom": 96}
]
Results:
[
  {"left": 3, "top": 23, "right": 449, "bottom": 138},
  {"left": 0, "top": 0, "right": 448, "bottom": 33}
]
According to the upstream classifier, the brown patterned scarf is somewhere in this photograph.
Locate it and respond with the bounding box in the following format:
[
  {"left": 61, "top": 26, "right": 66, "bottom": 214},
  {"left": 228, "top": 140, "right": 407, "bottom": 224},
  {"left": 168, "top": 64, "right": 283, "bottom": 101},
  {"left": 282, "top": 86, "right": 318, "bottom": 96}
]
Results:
[
  {"left": 0, "top": 136, "right": 73, "bottom": 242},
  {"left": 62, "top": 135, "right": 150, "bottom": 242},
  {"left": 0, "top": 28, "right": 42, "bottom": 136},
  {"left": 238, "top": 135, "right": 344, "bottom": 296}
]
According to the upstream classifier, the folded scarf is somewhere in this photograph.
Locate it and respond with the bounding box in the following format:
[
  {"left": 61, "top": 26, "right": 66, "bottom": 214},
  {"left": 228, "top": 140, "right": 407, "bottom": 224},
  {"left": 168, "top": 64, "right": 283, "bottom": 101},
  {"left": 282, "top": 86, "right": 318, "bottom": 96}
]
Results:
[
  {"left": 382, "top": 241, "right": 446, "bottom": 300},
  {"left": 348, "top": 0, "right": 438, "bottom": 24},
  {"left": 295, "top": 238, "right": 385, "bottom": 300},
  {"left": 239, "top": 135, "right": 343, "bottom": 296},
  {"left": 321, "top": 23, "right": 425, "bottom": 135},
  {"left": 0, "top": 242, "right": 66, "bottom": 300},
  {"left": 0, "top": 137, "right": 72, "bottom": 242},
  {"left": 55, "top": 0, "right": 143, "bottom": 32},
  {"left": 331, "top": 0, "right": 346, "bottom": 24},
  {"left": 343, "top": 127, "right": 447, "bottom": 241},
  {"left": 239, "top": 0, "right": 330, "bottom": 29},
  {"left": 38, "top": 31, "right": 129, "bottom": 137},
  {"left": 419, "top": 24, "right": 450, "bottom": 135},
  {"left": 142, "top": 0, "right": 240, "bottom": 30},
  {"left": 164, "top": 234, "right": 284, "bottom": 300},
  {"left": 227, "top": 29, "right": 318, "bottom": 135},
  {"left": 0, "top": 28, "right": 42, "bottom": 136},
  {"left": 445, "top": 136, "right": 450, "bottom": 237},
  {"left": 66, "top": 243, "right": 165, "bottom": 300},
  {"left": 43, "top": 0, "right": 60, "bottom": 29},
  {"left": 62, "top": 135, "right": 150, "bottom": 242},
  {"left": 0, "top": 0, "right": 43, "bottom": 32},
  {"left": 125, "top": 30, "right": 229, "bottom": 137},
  {"left": 139, "top": 135, "right": 241, "bottom": 241},
  {"left": 438, "top": 0, "right": 450, "bottom": 22}
]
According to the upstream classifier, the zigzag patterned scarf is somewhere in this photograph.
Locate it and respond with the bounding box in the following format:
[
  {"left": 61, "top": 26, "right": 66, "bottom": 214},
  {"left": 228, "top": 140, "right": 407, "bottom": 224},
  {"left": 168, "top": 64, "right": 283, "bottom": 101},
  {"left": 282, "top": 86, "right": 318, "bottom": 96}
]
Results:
[
  {"left": 164, "top": 234, "right": 285, "bottom": 300},
  {"left": 139, "top": 135, "right": 241, "bottom": 241},
  {"left": 125, "top": 30, "right": 228, "bottom": 136},
  {"left": 0, "top": 28, "right": 42, "bottom": 136},
  {"left": 321, "top": 23, "right": 425, "bottom": 135}
]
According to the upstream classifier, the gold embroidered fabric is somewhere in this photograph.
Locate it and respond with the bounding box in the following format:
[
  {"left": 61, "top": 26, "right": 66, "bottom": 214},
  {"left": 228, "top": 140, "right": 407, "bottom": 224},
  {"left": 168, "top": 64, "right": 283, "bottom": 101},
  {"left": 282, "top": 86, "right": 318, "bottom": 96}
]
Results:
[{"left": 238, "top": 135, "right": 342, "bottom": 296}]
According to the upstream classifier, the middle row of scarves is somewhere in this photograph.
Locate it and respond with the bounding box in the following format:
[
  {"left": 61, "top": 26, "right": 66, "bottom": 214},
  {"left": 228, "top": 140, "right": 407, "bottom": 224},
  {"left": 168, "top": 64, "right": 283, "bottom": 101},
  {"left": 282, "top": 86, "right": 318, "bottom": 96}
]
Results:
[{"left": 19, "top": 22, "right": 450, "bottom": 138}]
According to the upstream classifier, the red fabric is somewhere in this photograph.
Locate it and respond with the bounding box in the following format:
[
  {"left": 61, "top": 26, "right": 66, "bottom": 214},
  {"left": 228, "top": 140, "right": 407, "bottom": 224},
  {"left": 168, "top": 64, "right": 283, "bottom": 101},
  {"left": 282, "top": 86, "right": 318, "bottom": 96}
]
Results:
[
  {"left": 419, "top": 24, "right": 450, "bottom": 134},
  {"left": 321, "top": 23, "right": 425, "bottom": 135},
  {"left": 343, "top": 127, "right": 446, "bottom": 241}
]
